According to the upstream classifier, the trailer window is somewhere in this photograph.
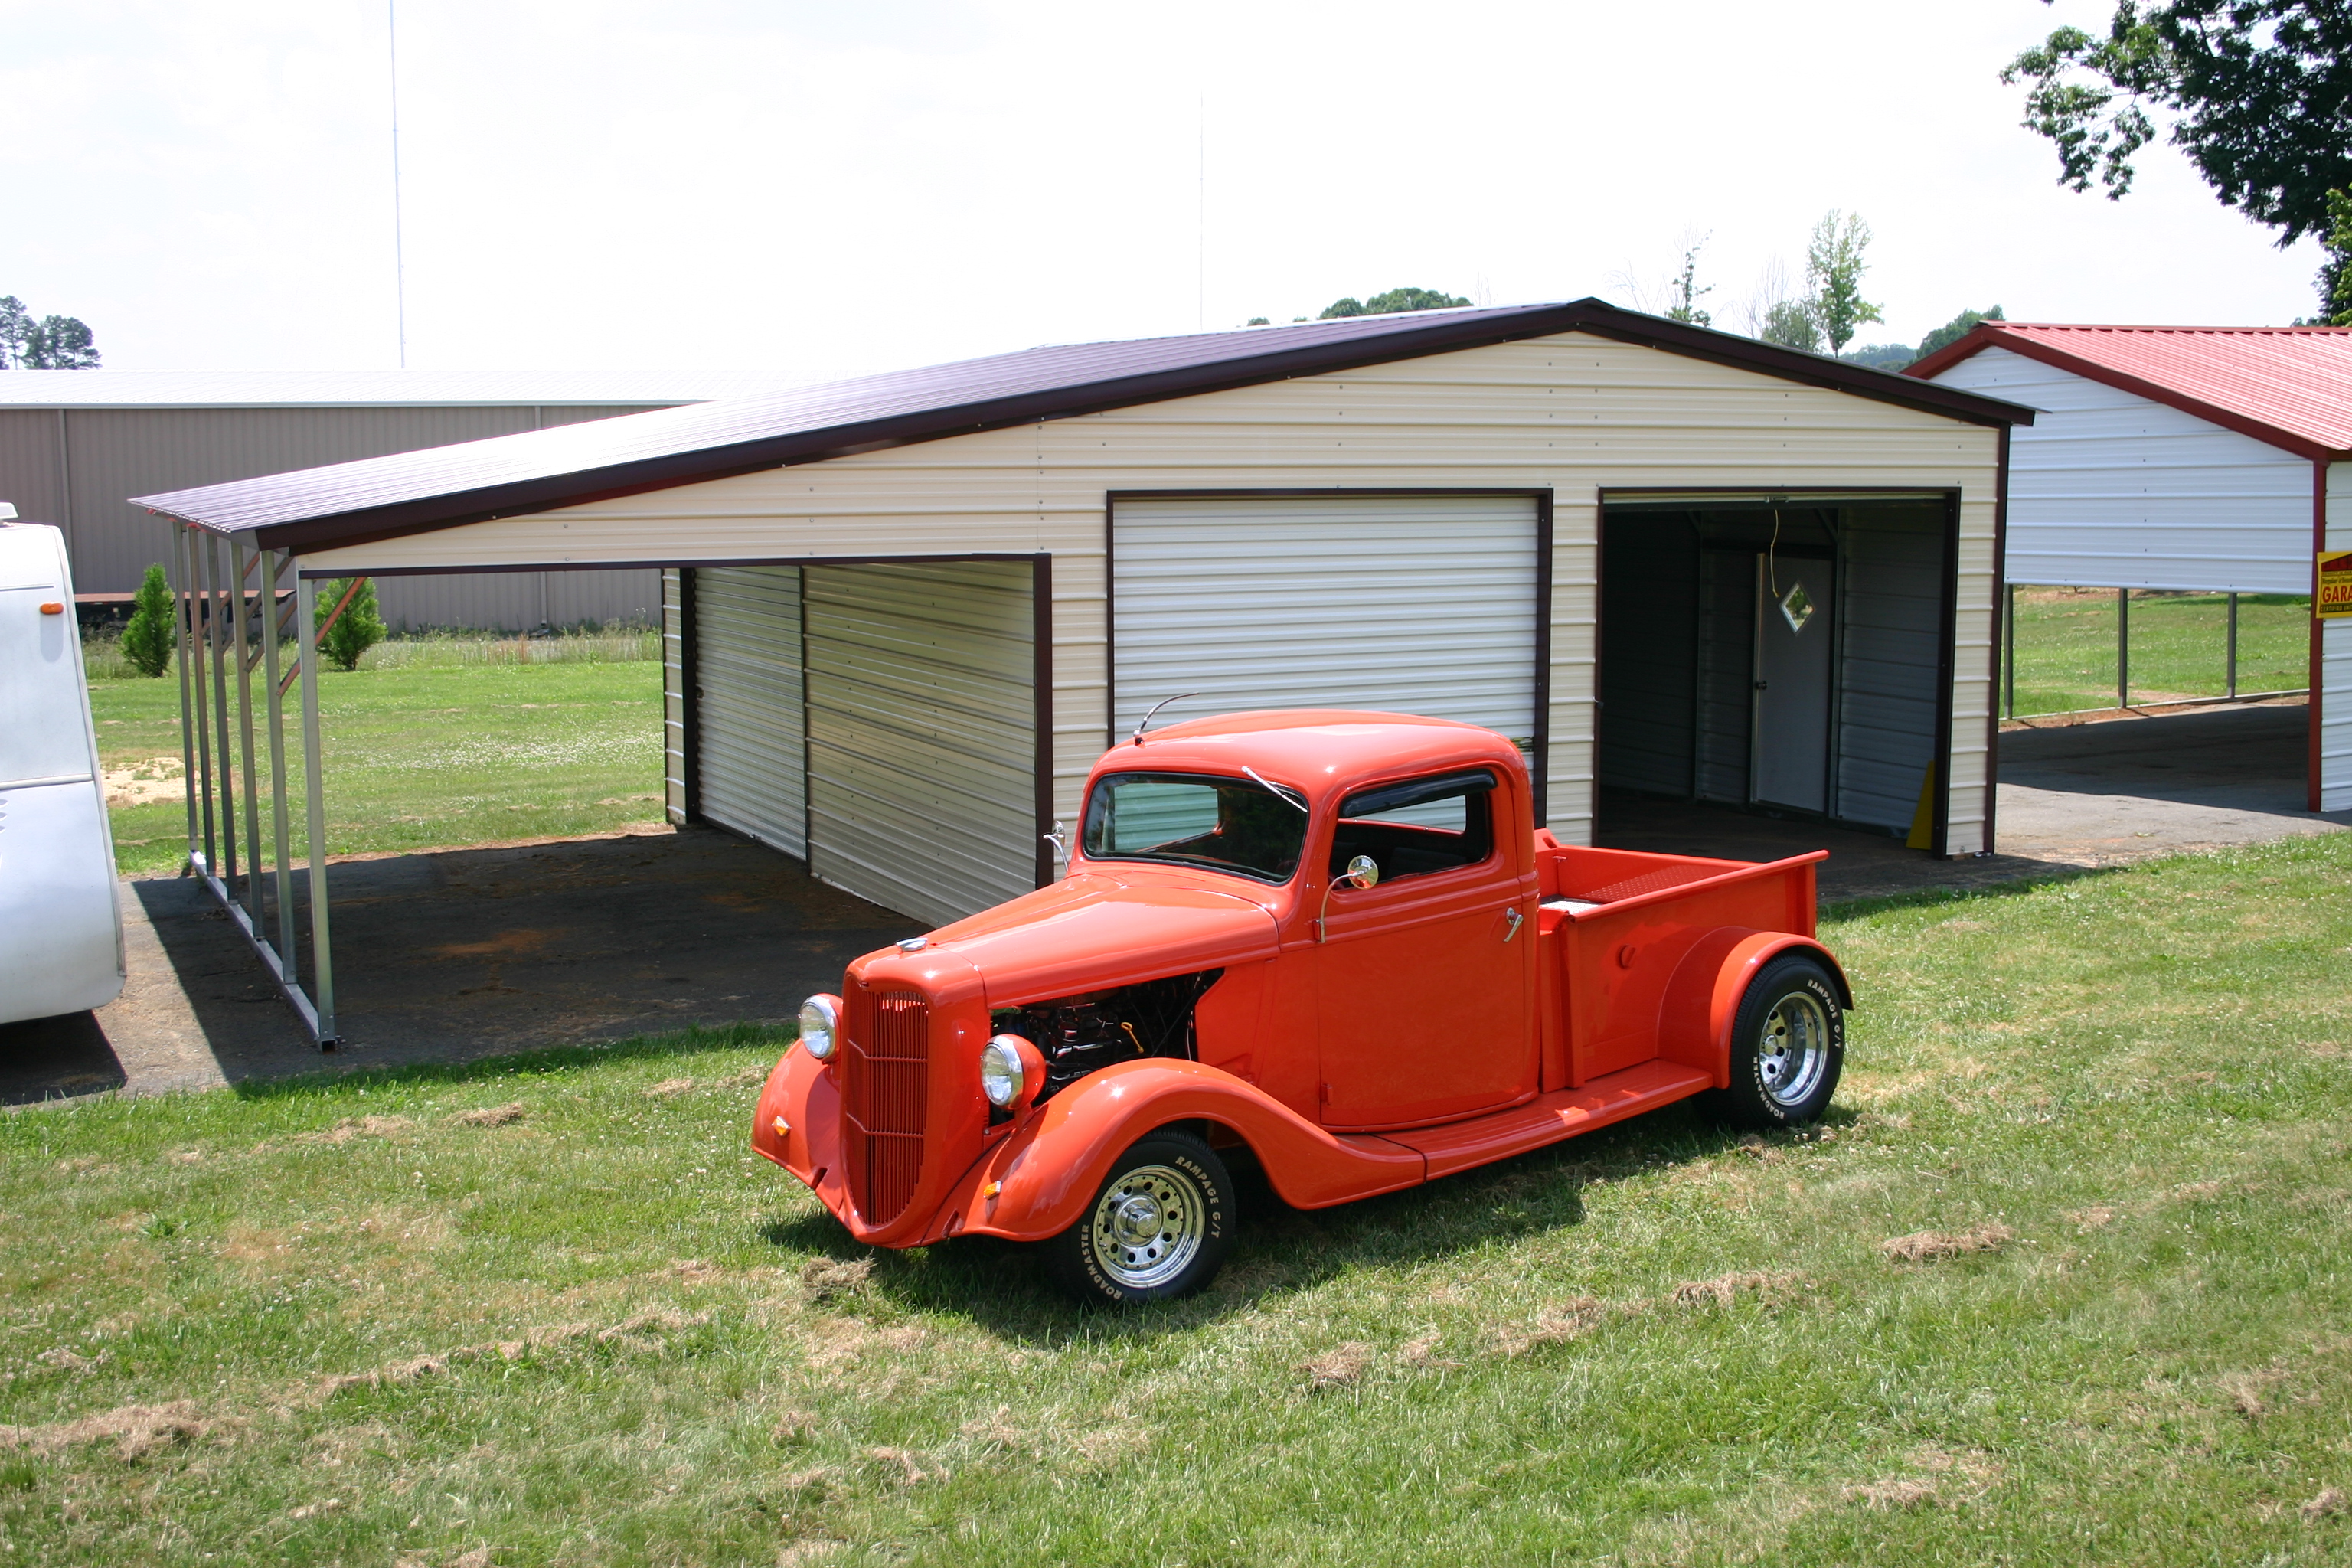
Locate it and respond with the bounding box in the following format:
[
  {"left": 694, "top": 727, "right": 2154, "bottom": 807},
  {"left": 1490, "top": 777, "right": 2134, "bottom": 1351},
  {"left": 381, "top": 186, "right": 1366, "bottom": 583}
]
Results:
[
  {"left": 1330, "top": 768, "right": 1497, "bottom": 883},
  {"left": 1082, "top": 771, "right": 1308, "bottom": 884}
]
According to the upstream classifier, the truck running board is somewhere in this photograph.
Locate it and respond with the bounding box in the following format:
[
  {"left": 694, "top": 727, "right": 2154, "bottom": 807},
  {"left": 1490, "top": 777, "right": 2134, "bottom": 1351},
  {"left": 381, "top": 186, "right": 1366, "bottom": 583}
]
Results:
[{"left": 1383, "top": 1060, "right": 1714, "bottom": 1180}]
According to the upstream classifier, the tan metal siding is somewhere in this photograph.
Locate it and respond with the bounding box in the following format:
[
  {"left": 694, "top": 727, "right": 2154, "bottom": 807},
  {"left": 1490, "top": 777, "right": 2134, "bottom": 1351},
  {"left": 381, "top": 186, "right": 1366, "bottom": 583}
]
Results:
[
  {"left": 693, "top": 567, "right": 808, "bottom": 856},
  {"left": 297, "top": 332, "right": 2005, "bottom": 854}
]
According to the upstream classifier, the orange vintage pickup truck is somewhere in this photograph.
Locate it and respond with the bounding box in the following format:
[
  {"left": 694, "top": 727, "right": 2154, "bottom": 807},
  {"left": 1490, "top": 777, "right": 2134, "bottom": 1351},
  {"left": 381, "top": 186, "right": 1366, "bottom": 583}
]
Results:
[{"left": 753, "top": 710, "right": 1847, "bottom": 1304}]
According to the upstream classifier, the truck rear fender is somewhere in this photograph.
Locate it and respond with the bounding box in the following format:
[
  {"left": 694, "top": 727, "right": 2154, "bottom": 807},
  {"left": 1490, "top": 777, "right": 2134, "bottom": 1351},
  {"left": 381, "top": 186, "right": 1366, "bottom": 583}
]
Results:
[
  {"left": 1657, "top": 930, "right": 1853, "bottom": 1089},
  {"left": 917, "top": 1058, "right": 1426, "bottom": 1245}
]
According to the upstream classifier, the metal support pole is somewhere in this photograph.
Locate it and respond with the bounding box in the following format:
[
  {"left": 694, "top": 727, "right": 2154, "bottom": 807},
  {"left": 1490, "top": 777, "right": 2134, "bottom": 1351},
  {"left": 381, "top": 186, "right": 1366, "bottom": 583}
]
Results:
[
  {"left": 204, "top": 532, "right": 239, "bottom": 893},
  {"left": 2117, "top": 586, "right": 2131, "bottom": 710},
  {"left": 190, "top": 530, "right": 218, "bottom": 876},
  {"left": 297, "top": 572, "right": 338, "bottom": 1046},
  {"left": 2004, "top": 582, "right": 2017, "bottom": 720},
  {"left": 2226, "top": 591, "right": 2239, "bottom": 699},
  {"left": 172, "top": 523, "right": 201, "bottom": 868},
  {"left": 230, "top": 536, "right": 266, "bottom": 930},
  {"left": 262, "top": 550, "right": 297, "bottom": 970}
]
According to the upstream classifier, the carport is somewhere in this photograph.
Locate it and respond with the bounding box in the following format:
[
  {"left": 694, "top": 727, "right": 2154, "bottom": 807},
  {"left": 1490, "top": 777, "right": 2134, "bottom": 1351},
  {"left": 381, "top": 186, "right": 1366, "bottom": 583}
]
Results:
[
  {"left": 135, "top": 301, "right": 2028, "bottom": 1048},
  {"left": 1911, "top": 322, "right": 2352, "bottom": 812}
]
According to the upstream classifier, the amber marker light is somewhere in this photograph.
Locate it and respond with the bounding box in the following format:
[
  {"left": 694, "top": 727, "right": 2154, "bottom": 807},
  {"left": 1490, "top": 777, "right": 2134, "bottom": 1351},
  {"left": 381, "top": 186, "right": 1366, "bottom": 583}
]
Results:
[
  {"left": 772, "top": 1114, "right": 789, "bottom": 1137},
  {"left": 38, "top": 603, "right": 64, "bottom": 615}
]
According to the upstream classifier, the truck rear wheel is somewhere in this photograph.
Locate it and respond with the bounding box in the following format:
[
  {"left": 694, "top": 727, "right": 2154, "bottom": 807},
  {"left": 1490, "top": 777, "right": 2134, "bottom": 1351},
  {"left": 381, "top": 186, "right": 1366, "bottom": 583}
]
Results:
[
  {"left": 1710, "top": 953, "right": 1844, "bottom": 1129},
  {"left": 1044, "top": 1130, "right": 1233, "bottom": 1305}
]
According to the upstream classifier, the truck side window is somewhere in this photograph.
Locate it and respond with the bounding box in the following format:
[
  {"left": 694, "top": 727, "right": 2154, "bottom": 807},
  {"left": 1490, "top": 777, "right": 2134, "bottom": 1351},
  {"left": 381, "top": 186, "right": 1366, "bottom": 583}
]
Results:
[{"left": 1328, "top": 768, "right": 1498, "bottom": 884}]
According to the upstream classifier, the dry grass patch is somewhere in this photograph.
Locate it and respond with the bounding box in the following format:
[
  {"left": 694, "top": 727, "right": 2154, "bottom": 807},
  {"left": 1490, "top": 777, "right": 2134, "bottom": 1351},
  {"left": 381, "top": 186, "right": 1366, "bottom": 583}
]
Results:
[
  {"left": 0, "top": 1400, "right": 218, "bottom": 1461},
  {"left": 446, "top": 1103, "right": 525, "bottom": 1127},
  {"left": 799, "top": 1256, "right": 873, "bottom": 1304},
  {"left": 1298, "top": 1341, "right": 1374, "bottom": 1390},
  {"left": 1881, "top": 1223, "right": 2017, "bottom": 1262},
  {"left": 2305, "top": 1488, "right": 2347, "bottom": 1521},
  {"left": 642, "top": 1076, "right": 697, "bottom": 1098},
  {"left": 1491, "top": 1298, "right": 1611, "bottom": 1357},
  {"left": 1671, "top": 1270, "right": 1807, "bottom": 1309}
]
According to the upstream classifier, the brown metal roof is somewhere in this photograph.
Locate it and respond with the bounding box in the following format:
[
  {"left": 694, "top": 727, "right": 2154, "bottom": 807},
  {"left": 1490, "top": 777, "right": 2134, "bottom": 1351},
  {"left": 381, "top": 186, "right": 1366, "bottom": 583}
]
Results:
[
  {"left": 137, "top": 299, "right": 2034, "bottom": 553},
  {"left": 1906, "top": 320, "right": 2352, "bottom": 461}
]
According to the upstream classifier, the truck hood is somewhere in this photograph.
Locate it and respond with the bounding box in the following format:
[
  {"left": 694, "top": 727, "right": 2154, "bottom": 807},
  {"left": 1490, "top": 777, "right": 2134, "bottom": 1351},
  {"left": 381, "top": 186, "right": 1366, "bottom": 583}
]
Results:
[{"left": 926, "top": 870, "right": 1279, "bottom": 1003}]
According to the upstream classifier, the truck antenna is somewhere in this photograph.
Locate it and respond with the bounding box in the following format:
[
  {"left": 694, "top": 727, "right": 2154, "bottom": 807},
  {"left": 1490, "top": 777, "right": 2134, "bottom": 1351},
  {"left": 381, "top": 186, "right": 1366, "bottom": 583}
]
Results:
[{"left": 1130, "top": 692, "right": 1203, "bottom": 744}]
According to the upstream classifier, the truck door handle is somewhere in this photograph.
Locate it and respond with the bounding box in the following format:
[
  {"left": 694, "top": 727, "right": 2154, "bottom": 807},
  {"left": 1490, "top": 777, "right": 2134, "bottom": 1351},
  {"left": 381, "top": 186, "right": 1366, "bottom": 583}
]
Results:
[{"left": 1502, "top": 907, "right": 1523, "bottom": 942}]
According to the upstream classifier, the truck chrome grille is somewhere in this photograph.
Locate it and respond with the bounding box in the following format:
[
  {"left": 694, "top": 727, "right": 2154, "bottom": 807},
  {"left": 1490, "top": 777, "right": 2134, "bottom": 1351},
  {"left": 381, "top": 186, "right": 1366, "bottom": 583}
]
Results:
[{"left": 842, "top": 986, "right": 929, "bottom": 1226}]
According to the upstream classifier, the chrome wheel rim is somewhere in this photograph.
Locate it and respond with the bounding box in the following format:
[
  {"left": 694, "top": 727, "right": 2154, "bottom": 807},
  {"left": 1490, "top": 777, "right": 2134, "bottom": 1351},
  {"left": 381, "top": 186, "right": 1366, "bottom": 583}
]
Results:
[
  {"left": 1759, "top": 991, "right": 1831, "bottom": 1108},
  {"left": 1087, "top": 1164, "right": 1205, "bottom": 1290}
]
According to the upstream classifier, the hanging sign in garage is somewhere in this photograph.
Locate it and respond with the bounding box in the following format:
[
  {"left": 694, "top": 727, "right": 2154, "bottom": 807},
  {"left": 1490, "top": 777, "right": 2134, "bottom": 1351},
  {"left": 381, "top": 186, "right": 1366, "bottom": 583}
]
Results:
[{"left": 2321, "top": 550, "right": 2352, "bottom": 619}]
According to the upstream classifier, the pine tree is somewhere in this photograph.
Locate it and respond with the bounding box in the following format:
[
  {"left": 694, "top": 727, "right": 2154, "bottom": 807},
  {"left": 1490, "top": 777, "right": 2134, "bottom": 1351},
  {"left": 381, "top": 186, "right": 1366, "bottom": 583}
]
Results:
[
  {"left": 119, "top": 564, "right": 175, "bottom": 677},
  {"left": 315, "top": 578, "right": 386, "bottom": 671}
]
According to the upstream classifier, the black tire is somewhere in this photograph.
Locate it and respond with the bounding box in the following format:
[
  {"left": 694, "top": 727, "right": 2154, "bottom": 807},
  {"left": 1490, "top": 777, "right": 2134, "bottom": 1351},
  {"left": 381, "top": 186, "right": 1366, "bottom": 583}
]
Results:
[
  {"left": 1707, "top": 952, "right": 1845, "bottom": 1130},
  {"left": 1043, "top": 1129, "right": 1234, "bottom": 1305}
]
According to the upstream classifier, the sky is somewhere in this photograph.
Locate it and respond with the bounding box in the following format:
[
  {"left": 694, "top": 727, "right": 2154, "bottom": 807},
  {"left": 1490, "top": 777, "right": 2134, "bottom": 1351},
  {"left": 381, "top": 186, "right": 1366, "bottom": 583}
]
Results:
[{"left": 0, "top": 0, "right": 2328, "bottom": 382}]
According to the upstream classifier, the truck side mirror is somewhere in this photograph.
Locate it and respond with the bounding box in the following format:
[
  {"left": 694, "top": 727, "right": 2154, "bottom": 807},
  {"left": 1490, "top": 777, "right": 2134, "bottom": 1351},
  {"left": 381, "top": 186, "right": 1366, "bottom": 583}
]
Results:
[{"left": 1343, "top": 854, "right": 1380, "bottom": 890}]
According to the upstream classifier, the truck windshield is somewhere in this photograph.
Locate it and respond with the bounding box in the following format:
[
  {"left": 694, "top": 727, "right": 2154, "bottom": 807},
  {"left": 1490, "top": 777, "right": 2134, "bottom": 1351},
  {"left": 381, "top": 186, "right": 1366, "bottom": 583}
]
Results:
[{"left": 1081, "top": 770, "right": 1308, "bottom": 884}]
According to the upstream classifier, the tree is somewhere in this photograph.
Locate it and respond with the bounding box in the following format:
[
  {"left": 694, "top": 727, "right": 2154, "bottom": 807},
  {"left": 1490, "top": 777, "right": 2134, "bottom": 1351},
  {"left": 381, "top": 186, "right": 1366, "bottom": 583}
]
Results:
[
  {"left": 2314, "top": 189, "right": 2352, "bottom": 322},
  {"left": 1664, "top": 237, "right": 1713, "bottom": 326},
  {"left": 1760, "top": 299, "right": 1824, "bottom": 353},
  {"left": 315, "top": 578, "right": 386, "bottom": 672},
  {"left": 24, "top": 316, "right": 100, "bottom": 369},
  {"left": 1918, "top": 305, "right": 2007, "bottom": 359},
  {"left": 1804, "top": 211, "right": 1883, "bottom": 356},
  {"left": 0, "top": 298, "right": 29, "bottom": 369},
  {"left": 0, "top": 296, "right": 100, "bottom": 368},
  {"left": 1841, "top": 342, "right": 1919, "bottom": 370},
  {"left": 1318, "top": 286, "right": 1473, "bottom": 319},
  {"left": 119, "top": 564, "right": 176, "bottom": 678},
  {"left": 2001, "top": 2, "right": 2352, "bottom": 250}
]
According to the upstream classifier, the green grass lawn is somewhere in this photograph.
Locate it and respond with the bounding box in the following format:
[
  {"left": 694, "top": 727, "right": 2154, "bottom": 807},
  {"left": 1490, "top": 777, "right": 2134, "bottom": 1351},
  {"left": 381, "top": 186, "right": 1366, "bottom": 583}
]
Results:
[
  {"left": 5, "top": 833, "right": 2349, "bottom": 1565},
  {"left": 2007, "top": 588, "right": 2311, "bottom": 717},
  {"left": 90, "top": 651, "right": 667, "bottom": 877}
]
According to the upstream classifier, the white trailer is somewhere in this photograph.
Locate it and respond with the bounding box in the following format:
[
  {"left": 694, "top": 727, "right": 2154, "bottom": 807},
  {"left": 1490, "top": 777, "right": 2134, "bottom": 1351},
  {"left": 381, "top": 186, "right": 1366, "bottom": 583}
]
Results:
[{"left": 0, "top": 516, "right": 126, "bottom": 1024}]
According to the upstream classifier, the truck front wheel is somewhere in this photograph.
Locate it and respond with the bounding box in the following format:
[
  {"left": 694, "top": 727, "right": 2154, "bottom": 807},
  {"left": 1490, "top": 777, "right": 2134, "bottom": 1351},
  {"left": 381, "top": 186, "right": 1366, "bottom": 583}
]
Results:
[
  {"left": 1044, "top": 1130, "right": 1234, "bottom": 1305},
  {"left": 1710, "top": 953, "right": 1844, "bottom": 1129}
]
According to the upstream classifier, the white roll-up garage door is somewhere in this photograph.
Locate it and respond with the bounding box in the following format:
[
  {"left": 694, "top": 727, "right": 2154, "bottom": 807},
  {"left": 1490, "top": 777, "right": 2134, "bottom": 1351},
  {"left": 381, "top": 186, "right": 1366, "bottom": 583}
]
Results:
[
  {"left": 693, "top": 566, "right": 807, "bottom": 856},
  {"left": 804, "top": 561, "right": 1037, "bottom": 929},
  {"left": 1112, "top": 493, "right": 1540, "bottom": 750}
]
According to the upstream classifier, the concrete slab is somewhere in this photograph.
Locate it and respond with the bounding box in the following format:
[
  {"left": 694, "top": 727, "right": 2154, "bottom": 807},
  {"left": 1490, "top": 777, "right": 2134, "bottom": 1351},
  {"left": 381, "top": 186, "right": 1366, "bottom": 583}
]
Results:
[
  {"left": 1996, "top": 699, "right": 2348, "bottom": 867},
  {"left": 9, "top": 700, "right": 2341, "bottom": 1107},
  {"left": 1598, "top": 698, "right": 2350, "bottom": 903},
  {"left": 0, "top": 825, "right": 921, "bottom": 1106}
]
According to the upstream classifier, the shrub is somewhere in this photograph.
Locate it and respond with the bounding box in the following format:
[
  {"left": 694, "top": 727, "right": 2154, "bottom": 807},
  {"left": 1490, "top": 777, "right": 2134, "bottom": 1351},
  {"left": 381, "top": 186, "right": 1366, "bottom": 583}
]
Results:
[
  {"left": 119, "top": 564, "right": 175, "bottom": 677},
  {"left": 315, "top": 577, "right": 386, "bottom": 672}
]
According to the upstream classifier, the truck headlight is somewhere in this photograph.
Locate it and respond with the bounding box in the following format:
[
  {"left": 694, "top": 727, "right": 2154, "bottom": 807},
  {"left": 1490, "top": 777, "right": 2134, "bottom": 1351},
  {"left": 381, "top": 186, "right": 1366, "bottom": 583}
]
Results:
[
  {"left": 980, "top": 1035, "right": 1031, "bottom": 1108},
  {"left": 799, "top": 995, "right": 841, "bottom": 1061}
]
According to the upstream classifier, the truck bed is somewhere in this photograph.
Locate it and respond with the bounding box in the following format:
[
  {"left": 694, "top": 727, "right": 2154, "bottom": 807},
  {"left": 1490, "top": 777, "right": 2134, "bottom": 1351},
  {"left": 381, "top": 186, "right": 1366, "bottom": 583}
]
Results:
[{"left": 1530, "top": 835, "right": 1825, "bottom": 1092}]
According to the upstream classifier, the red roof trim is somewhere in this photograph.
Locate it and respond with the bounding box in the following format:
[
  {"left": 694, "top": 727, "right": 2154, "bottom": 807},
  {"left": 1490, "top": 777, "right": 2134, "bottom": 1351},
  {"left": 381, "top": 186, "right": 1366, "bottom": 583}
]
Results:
[{"left": 1905, "top": 323, "right": 2348, "bottom": 462}]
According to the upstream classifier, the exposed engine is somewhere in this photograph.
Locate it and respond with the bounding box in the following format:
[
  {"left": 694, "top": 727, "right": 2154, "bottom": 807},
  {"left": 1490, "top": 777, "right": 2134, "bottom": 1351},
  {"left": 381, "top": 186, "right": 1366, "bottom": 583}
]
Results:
[{"left": 991, "top": 969, "right": 1223, "bottom": 1104}]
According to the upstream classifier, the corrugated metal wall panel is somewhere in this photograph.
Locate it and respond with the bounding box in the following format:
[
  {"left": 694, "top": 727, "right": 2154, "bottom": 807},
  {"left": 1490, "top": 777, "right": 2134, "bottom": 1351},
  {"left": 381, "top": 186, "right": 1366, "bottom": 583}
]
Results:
[
  {"left": 1932, "top": 345, "right": 2310, "bottom": 593},
  {"left": 1598, "top": 516, "right": 1696, "bottom": 794},
  {"left": 693, "top": 567, "right": 808, "bottom": 856},
  {"left": 2324, "top": 466, "right": 2350, "bottom": 812},
  {"left": 804, "top": 561, "right": 1034, "bottom": 928},
  {"left": 293, "top": 330, "right": 2007, "bottom": 852},
  {"left": 1695, "top": 548, "right": 1754, "bottom": 802},
  {"left": 663, "top": 569, "right": 687, "bottom": 825},
  {"left": 0, "top": 412, "right": 67, "bottom": 541},
  {"left": 1836, "top": 505, "right": 1945, "bottom": 830},
  {"left": 1111, "top": 495, "right": 1539, "bottom": 752}
]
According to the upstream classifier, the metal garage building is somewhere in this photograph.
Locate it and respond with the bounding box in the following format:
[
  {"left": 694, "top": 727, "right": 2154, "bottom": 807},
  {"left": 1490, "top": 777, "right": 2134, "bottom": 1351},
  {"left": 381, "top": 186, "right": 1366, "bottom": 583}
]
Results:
[
  {"left": 1910, "top": 323, "right": 2351, "bottom": 812},
  {"left": 138, "top": 301, "right": 2028, "bottom": 1043},
  {"left": 0, "top": 369, "right": 795, "bottom": 628}
]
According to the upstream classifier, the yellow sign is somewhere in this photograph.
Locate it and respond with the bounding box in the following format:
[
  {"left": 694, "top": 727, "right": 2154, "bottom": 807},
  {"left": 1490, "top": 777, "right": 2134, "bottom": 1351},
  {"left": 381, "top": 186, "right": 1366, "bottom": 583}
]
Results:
[{"left": 2323, "top": 550, "right": 2352, "bottom": 619}]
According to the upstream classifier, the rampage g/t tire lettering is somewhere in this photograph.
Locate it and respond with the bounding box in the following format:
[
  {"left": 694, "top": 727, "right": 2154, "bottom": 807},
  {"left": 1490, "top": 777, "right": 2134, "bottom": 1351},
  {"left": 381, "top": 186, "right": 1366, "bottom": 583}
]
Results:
[
  {"left": 1709, "top": 952, "right": 1844, "bottom": 1129},
  {"left": 1045, "top": 1130, "right": 1233, "bottom": 1304}
]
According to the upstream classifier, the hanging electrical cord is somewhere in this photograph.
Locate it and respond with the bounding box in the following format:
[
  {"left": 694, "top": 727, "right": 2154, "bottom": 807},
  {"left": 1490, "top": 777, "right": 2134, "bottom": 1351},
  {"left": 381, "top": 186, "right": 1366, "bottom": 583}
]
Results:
[{"left": 1767, "top": 508, "right": 1783, "bottom": 599}]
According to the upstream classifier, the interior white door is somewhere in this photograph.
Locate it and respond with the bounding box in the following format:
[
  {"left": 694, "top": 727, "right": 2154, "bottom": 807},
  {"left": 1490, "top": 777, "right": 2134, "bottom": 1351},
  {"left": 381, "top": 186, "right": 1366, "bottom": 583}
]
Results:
[{"left": 1751, "top": 555, "right": 1833, "bottom": 812}]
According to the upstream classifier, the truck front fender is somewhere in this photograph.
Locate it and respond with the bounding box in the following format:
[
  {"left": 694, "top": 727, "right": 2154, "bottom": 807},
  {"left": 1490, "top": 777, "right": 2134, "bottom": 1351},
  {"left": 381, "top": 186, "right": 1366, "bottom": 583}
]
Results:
[
  {"left": 920, "top": 1058, "right": 1427, "bottom": 1245},
  {"left": 1658, "top": 930, "right": 1854, "bottom": 1089}
]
